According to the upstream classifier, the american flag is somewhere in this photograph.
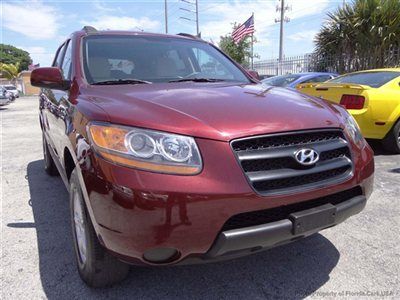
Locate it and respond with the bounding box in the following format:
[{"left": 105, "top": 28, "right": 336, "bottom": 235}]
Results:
[{"left": 232, "top": 15, "right": 255, "bottom": 44}]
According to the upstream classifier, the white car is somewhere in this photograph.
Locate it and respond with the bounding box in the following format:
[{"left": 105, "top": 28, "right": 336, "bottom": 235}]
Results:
[
  {"left": 0, "top": 85, "right": 19, "bottom": 98},
  {"left": 0, "top": 88, "right": 11, "bottom": 106}
]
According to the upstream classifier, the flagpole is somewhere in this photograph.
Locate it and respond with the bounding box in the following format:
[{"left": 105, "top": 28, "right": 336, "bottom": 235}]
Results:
[{"left": 251, "top": 12, "right": 254, "bottom": 70}]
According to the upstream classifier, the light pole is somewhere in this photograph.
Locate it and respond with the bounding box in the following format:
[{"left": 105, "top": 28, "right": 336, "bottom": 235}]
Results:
[{"left": 165, "top": 0, "right": 168, "bottom": 33}]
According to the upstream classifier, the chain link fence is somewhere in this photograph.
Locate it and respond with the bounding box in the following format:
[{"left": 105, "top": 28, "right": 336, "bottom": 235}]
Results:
[{"left": 254, "top": 48, "right": 400, "bottom": 76}]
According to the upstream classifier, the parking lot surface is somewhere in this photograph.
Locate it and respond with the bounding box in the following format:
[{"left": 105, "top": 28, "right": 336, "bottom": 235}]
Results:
[{"left": 1, "top": 97, "right": 399, "bottom": 299}]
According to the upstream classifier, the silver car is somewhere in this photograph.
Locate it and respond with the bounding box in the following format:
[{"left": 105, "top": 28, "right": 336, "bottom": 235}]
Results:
[{"left": 0, "top": 85, "right": 19, "bottom": 98}]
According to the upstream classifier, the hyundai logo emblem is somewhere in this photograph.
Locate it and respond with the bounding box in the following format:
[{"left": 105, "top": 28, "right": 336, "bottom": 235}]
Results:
[{"left": 294, "top": 148, "right": 319, "bottom": 165}]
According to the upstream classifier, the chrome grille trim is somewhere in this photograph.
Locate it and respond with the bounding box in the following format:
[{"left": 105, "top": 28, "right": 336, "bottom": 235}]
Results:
[{"left": 231, "top": 129, "right": 354, "bottom": 196}]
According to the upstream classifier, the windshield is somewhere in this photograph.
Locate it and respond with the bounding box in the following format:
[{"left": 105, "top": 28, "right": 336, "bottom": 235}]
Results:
[
  {"left": 329, "top": 71, "right": 400, "bottom": 88},
  {"left": 261, "top": 74, "right": 301, "bottom": 87},
  {"left": 82, "top": 35, "right": 250, "bottom": 84},
  {"left": 4, "top": 86, "right": 16, "bottom": 90}
]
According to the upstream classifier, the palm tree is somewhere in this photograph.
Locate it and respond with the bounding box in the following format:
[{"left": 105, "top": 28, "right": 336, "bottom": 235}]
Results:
[
  {"left": 0, "top": 62, "right": 20, "bottom": 82},
  {"left": 314, "top": 0, "right": 400, "bottom": 73}
]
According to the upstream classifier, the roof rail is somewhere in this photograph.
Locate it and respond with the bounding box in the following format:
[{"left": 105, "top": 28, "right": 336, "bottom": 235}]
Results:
[
  {"left": 177, "top": 33, "right": 202, "bottom": 40},
  {"left": 82, "top": 26, "right": 98, "bottom": 34}
]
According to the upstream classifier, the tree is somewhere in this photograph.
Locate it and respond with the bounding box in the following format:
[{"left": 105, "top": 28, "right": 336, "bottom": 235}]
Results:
[
  {"left": 0, "top": 63, "right": 20, "bottom": 82},
  {"left": 314, "top": 0, "right": 400, "bottom": 73},
  {"left": 219, "top": 23, "right": 256, "bottom": 68},
  {"left": 0, "top": 44, "right": 32, "bottom": 72}
]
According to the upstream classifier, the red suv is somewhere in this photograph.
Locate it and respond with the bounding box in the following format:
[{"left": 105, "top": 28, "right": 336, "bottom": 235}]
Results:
[{"left": 31, "top": 27, "right": 374, "bottom": 287}]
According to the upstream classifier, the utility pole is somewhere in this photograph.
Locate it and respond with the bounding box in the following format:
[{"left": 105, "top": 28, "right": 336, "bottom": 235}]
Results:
[
  {"left": 179, "top": 0, "right": 200, "bottom": 36},
  {"left": 275, "top": 0, "right": 291, "bottom": 75},
  {"left": 278, "top": 0, "right": 284, "bottom": 65},
  {"left": 165, "top": 0, "right": 168, "bottom": 33},
  {"left": 195, "top": 0, "right": 199, "bottom": 36}
]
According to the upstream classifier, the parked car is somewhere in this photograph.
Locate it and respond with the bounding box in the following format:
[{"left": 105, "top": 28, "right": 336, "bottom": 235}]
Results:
[
  {"left": 258, "top": 74, "right": 275, "bottom": 80},
  {"left": 262, "top": 72, "right": 338, "bottom": 89},
  {"left": 0, "top": 87, "right": 11, "bottom": 106},
  {"left": 246, "top": 69, "right": 260, "bottom": 80},
  {"left": 0, "top": 84, "right": 19, "bottom": 98},
  {"left": 297, "top": 68, "right": 400, "bottom": 153},
  {"left": 31, "top": 27, "right": 374, "bottom": 287}
]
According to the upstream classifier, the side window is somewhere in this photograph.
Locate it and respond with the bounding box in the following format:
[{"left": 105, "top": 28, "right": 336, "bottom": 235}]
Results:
[
  {"left": 61, "top": 41, "right": 72, "bottom": 79},
  {"left": 300, "top": 76, "right": 318, "bottom": 84},
  {"left": 315, "top": 75, "right": 332, "bottom": 82},
  {"left": 53, "top": 43, "right": 66, "bottom": 67},
  {"left": 190, "top": 48, "right": 232, "bottom": 79},
  {"left": 301, "top": 75, "right": 331, "bottom": 84}
]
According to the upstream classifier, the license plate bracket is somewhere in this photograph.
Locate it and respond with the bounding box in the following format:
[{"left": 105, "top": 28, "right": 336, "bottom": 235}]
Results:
[{"left": 289, "top": 203, "right": 336, "bottom": 235}]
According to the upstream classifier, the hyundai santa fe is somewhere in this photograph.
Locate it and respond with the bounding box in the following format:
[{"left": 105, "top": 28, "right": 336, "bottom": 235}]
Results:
[{"left": 31, "top": 26, "right": 374, "bottom": 287}]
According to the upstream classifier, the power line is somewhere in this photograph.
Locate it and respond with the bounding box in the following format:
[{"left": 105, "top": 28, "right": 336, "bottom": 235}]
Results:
[{"left": 178, "top": 0, "right": 199, "bottom": 36}]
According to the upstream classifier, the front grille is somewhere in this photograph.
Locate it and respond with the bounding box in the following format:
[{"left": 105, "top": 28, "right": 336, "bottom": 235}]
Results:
[
  {"left": 222, "top": 186, "right": 362, "bottom": 231},
  {"left": 231, "top": 129, "right": 353, "bottom": 195}
]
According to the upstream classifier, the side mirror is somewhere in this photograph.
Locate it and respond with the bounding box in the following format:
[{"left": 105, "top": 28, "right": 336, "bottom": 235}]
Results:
[
  {"left": 247, "top": 70, "right": 260, "bottom": 80},
  {"left": 31, "top": 67, "right": 70, "bottom": 90}
]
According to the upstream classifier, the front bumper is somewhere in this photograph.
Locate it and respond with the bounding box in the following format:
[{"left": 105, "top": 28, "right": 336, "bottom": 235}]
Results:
[
  {"left": 204, "top": 195, "right": 365, "bottom": 260},
  {"left": 80, "top": 136, "right": 374, "bottom": 266}
]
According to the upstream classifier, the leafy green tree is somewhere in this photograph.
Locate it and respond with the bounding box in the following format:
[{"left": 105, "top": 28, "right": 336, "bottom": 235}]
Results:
[
  {"left": 0, "top": 44, "right": 32, "bottom": 72},
  {"left": 314, "top": 0, "right": 400, "bottom": 73},
  {"left": 219, "top": 23, "right": 257, "bottom": 68}
]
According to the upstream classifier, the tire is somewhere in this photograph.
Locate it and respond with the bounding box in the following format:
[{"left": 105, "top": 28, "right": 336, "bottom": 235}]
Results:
[
  {"left": 382, "top": 120, "right": 400, "bottom": 154},
  {"left": 42, "top": 133, "right": 59, "bottom": 176},
  {"left": 69, "top": 169, "right": 130, "bottom": 287}
]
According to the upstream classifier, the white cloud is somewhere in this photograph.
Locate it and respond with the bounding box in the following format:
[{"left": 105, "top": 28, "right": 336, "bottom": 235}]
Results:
[
  {"left": 82, "top": 16, "right": 161, "bottom": 32},
  {"left": 288, "top": 30, "right": 318, "bottom": 42},
  {"left": 92, "top": 0, "right": 122, "bottom": 13},
  {"left": 18, "top": 46, "right": 54, "bottom": 67},
  {"left": 1, "top": 1, "right": 60, "bottom": 40}
]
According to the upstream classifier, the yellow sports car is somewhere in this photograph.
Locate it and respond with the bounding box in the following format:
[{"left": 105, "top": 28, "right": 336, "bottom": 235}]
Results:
[{"left": 297, "top": 68, "right": 400, "bottom": 153}]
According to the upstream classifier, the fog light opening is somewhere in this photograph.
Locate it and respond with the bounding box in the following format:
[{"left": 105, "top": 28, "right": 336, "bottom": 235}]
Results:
[{"left": 143, "top": 247, "right": 180, "bottom": 264}]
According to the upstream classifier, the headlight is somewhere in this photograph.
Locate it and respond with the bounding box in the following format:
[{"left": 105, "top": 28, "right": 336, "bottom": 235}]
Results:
[
  {"left": 87, "top": 123, "right": 202, "bottom": 175},
  {"left": 343, "top": 112, "right": 365, "bottom": 146}
]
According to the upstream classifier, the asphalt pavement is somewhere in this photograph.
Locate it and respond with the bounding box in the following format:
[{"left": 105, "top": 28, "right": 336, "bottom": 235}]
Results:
[{"left": 1, "top": 97, "right": 399, "bottom": 299}]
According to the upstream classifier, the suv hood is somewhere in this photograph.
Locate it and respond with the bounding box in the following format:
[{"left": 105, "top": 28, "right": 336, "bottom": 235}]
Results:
[{"left": 83, "top": 82, "right": 343, "bottom": 141}]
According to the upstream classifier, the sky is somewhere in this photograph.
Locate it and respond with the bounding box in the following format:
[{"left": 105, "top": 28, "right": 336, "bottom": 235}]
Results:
[{"left": 1, "top": 0, "right": 344, "bottom": 67}]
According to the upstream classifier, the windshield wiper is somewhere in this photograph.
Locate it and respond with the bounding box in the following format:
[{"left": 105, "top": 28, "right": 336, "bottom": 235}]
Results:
[
  {"left": 168, "top": 78, "right": 226, "bottom": 83},
  {"left": 92, "top": 78, "right": 152, "bottom": 85}
]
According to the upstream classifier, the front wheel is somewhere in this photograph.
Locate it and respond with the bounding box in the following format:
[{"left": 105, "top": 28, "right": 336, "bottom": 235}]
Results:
[
  {"left": 382, "top": 120, "right": 400, "bottom": 154},
  {"left": 69, "top": 169, "right": 130, "bottom": 287}
]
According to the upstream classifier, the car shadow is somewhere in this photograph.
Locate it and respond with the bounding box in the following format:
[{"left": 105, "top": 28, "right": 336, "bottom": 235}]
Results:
[
  {"left": 367, "top": 139, "right": 395, "bottom": 156},
  {"left": 17, "top": 160, "right": 340, "bottom": 299}
]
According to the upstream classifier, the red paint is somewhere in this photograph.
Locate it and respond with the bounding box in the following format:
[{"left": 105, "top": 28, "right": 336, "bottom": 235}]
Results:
[
  {"left": 32, "top": 28, "right": 374, "bottom": 265},
  {"left": 31, "top": 67, "right": 67, "bottom": 90}
]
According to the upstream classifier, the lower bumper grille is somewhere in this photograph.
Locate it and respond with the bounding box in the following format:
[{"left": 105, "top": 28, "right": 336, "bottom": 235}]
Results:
[
  {"left": 221, "top": 186, "right": 362, "bottom": 231},
  {"left": 231, "top": 129, "right": 353, "bottom": 195}
]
